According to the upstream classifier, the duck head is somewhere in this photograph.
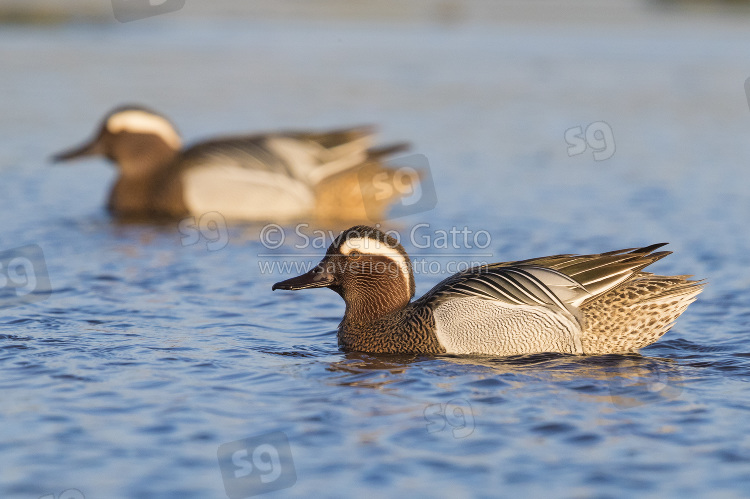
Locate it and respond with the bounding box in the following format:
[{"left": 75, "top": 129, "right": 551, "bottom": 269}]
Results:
[
  {"left": 273, "top": 225, "right": 416, "bottom": 322},
  {"left": 52, "top": 105, "right": 182, "bottom": 176}
]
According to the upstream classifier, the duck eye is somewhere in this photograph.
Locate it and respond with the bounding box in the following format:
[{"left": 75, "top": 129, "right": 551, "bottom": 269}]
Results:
[{"left": 349, "top": 250, "right": 362, "bottom": 260}]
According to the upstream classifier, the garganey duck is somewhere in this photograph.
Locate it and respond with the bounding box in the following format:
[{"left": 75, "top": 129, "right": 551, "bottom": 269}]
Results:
[
  {"left": 53, "top": 106, "right": 411, "bottom": 222},
  {"left": 272, "top": 225, "right": 704, "bottom": 355}
]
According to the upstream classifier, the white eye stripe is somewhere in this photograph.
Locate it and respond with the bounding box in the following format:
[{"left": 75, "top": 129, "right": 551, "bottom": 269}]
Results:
[
  {"left": 106, "top": 111, "right": 182, "bottom": 150},
  {"left": 340, "top": 237, "right": 399, "bottom": 258},
  {"left": 340, "top": 236, "right": 411, "bottom": 288}
]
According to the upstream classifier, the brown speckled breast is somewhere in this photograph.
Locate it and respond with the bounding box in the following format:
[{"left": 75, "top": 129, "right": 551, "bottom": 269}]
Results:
[{"left": 337, "top": 304, "right": 446, "bottom": 354}]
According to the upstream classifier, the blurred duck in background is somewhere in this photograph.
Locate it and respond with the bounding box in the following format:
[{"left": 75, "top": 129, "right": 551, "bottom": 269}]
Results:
[{"left": 53, "top": 105, "right": 413, "bottom": 222}]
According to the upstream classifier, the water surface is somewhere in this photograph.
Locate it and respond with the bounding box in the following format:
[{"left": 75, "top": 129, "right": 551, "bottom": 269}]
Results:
[{"left": 1, "top": 12, "right": 750, "bottom": 499}]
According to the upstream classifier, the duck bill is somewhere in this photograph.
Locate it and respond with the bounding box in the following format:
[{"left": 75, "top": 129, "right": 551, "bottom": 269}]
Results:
[
  {"left": 272, "top": 265, "right": 335, "bottom": 291},
  {"left": 51, "top": 137, "right": 103, "bottom": 163}
]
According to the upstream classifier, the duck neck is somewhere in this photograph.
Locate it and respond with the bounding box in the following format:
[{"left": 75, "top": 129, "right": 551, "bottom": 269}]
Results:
[
  {"left": 108, "top": 174, "right": 161, "bottom": 216},
  {"left": 340, "top": 279, "right": 412, "bottom": 325},
  {"left": 108, "top": 141, "right": 180, "bottom": 217}
]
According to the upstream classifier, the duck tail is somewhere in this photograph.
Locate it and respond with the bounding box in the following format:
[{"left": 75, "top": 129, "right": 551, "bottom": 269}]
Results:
[
  {"left": 300, "top": 125, "right": 377, "bottom": 149},
  {"left": 366, "top": 142, "right": 411, "bottom": 161},
  {"left": 580, "top": 274, "right": 705, "bottom": 354}
]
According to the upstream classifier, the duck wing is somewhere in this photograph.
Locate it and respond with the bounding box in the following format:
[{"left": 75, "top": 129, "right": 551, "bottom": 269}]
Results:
[
  {"left": 489, "top": 243, "right": 671, "bottom": 306},
  {"left": 419, "top": 244, "right": 671, "bottom": 323},
  {"left": 171, "top": 127, "right": 409, "bottom": 220},
  {"left": 421, "top": 264, "right": 590, "bottom": 323}
]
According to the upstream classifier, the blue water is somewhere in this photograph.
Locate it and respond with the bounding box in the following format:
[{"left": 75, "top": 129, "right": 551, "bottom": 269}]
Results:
[{"left": 2, "top": 12, "right": 750, "bottom": 499}]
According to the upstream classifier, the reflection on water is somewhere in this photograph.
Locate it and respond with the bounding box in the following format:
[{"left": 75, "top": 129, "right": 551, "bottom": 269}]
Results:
[{"left": 325, "top": 352, "right": 689, "bottom": 408}]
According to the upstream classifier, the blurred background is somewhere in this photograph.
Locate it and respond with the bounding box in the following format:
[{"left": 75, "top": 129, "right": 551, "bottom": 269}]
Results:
[
  {"left": 2, "top": 1, "right": 750, "bottom": 498},
  {"left": 4, "top": 0, "right": 750, "bottom": 23}
]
